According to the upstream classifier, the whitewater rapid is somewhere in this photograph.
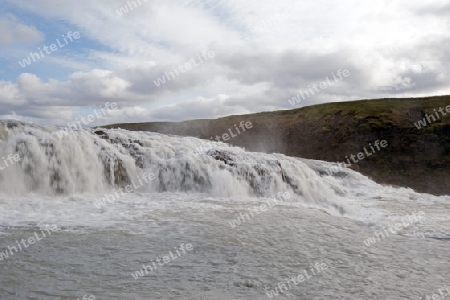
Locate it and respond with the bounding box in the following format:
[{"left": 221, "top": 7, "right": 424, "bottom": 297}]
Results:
[
  {"left": 0, "top": 120, "right": 352, "bottom": 208},
  {"left": 0, "top": 120, "right": 449, "bottom": 233}
]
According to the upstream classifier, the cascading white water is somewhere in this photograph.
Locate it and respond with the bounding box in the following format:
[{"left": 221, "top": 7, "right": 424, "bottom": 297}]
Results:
[
  {"left": 0, "top": 120, "right": 354, "bottom": 213},
  {"left": 0, "top": 119, "right": 449, "bottom": 233}
]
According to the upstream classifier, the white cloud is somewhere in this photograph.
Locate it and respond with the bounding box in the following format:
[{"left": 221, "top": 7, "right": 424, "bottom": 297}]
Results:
[
  {"left": 0, "top": 80, "right": 25, "bottom": 105},
  {"left": 0, "top": 14, "right": 44, "bottom": 46},
  {"left": 1, "top": 0, "right": 449, "bottom": 125}
]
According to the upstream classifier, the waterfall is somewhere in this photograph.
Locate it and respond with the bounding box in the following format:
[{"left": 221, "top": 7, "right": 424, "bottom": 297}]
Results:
[{"left": 0, "top": 120, "right": 367, "bottom": 214}]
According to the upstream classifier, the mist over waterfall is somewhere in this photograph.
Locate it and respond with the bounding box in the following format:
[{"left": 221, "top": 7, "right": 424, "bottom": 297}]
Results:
[{"left": 0, "top": 120, "right": 358, "bottom": 214}]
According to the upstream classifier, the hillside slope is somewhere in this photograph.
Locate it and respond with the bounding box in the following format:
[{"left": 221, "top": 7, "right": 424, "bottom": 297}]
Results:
[{"left": 101, "top": 95, "right": 450, "bottom": 196}]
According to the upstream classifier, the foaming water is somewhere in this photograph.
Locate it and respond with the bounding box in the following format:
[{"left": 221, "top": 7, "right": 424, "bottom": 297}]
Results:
[
  {"left": 0, "top": 120, "right": 449, "bottom": 299},
  {"left": 0, "top": 120, "right": 355, "bottom": 214},
  {"left": 1, "top": 119, "right": 449, "bottom": 234}
]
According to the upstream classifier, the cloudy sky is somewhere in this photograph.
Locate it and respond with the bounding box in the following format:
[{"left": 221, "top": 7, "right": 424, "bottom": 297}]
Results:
[{"left": 0, "top": 0, "right": 449, "bottom": 126}]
